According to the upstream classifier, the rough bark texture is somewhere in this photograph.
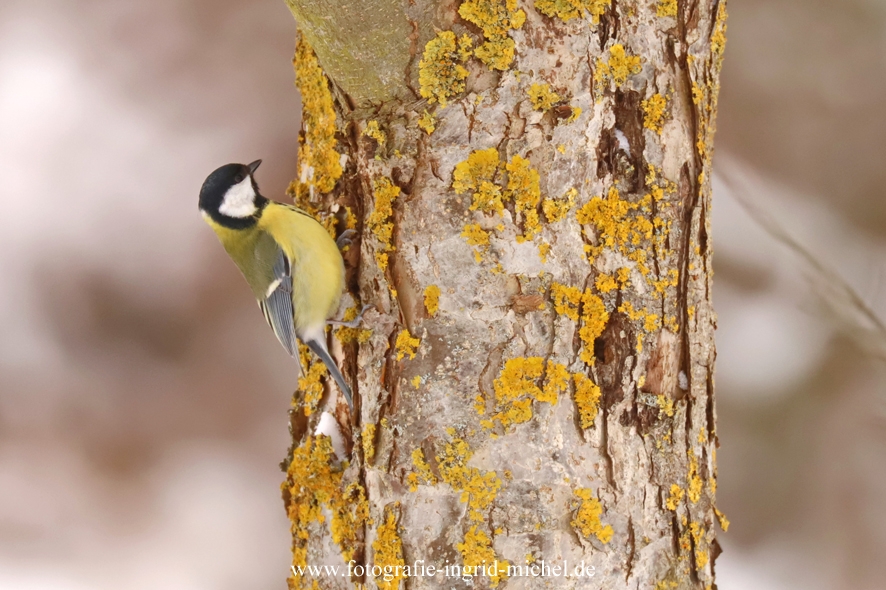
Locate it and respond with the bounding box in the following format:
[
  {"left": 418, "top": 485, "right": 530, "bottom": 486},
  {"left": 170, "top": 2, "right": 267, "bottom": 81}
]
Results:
[{"left": 281, "top": 1, "right": 727, "bottom": 589}]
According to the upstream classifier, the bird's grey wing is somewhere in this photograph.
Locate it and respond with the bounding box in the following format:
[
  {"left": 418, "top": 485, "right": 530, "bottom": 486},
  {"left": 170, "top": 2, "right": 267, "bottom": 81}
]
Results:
[{"left": 258, "top": 247, "right": 299, "bottom": 362}]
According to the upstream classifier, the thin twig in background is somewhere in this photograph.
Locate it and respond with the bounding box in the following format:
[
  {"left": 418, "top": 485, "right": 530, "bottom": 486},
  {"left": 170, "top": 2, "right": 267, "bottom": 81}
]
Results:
[{"left": 717, "top": 165, "right": 886, "bottom": 363}]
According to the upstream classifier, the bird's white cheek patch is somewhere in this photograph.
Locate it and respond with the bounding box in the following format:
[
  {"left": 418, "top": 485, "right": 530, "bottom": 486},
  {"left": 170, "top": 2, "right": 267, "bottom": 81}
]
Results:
[{"left": 219, "top": 176, "right": 257, "bottom": 218}]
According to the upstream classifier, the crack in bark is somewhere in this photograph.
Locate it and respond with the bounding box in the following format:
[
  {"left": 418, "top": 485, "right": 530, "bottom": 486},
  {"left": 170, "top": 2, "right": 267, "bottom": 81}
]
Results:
[
  {"left": 478, "top": 343, "right": 506, "bottom": 416},
  {"left": 599, "top": 396, "right": 617, "bottom": 490},
  {"left": 377, "top": 327, "right": 401, "bottom": 461},
  {"left": 403, "top": 19, "right": 422, "bottom": 101},
  {"left": 705, "top": 369, "right": 717, "bottom": 443},
  {"left": 462, "top": 101, "right": 475, "bottom": 144},
  {"left": 625, "top": 515, "right": 636, "bottom": 582},
  {"left": 674, "top": 0, "right": 706, "bottom": 418}
]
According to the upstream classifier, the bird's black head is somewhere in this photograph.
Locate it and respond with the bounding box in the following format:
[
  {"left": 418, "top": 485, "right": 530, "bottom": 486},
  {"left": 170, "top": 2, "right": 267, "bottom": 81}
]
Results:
[{"left": 198, "top": 159, "right": 267, "bottom": 229}]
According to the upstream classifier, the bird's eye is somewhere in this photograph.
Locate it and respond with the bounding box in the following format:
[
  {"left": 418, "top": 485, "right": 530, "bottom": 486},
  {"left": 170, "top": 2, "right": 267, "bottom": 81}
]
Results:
[{"left": 233, "top": 173, "right": 244, "bottom": 183}]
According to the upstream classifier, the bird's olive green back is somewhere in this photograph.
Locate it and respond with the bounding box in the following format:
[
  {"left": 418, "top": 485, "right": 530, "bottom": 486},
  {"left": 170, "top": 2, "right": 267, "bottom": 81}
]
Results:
[{"left": 204, "top": 220, "right": 279, "bottom": 300}]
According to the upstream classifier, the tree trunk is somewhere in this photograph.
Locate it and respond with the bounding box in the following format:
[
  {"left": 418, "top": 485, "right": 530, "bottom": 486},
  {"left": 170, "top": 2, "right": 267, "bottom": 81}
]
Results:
[{"left": 280, "top": 1, "right": 728, "bottom": 589}]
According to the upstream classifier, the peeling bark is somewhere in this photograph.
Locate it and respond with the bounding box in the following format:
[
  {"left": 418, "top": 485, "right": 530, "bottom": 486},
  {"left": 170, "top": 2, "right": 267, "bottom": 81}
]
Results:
[{"left": 281, "top": 1, "right": 727, "bottom": 589}]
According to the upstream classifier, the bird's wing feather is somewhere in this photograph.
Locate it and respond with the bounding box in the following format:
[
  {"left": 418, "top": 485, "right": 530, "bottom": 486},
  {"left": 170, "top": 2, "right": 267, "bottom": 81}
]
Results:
[{"left": 258, "top": 246, "right": 299, "bottom": 361}]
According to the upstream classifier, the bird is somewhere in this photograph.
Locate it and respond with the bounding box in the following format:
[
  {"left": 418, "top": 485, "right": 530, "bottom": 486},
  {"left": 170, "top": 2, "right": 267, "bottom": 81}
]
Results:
[{"left": 198, "top": 159, "right": 355, "bottom": 408}]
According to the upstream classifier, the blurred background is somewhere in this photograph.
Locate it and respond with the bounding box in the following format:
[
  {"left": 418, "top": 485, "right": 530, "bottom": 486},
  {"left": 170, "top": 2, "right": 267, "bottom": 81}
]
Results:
[{"left": 0, "top": 0, "right": 884, "bottom": 588}]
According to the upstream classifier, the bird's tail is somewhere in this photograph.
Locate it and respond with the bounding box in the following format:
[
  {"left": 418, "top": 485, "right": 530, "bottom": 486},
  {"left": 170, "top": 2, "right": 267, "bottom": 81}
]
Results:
[{"left": 305, "top": 336, "right": 353, "bottom": 409}]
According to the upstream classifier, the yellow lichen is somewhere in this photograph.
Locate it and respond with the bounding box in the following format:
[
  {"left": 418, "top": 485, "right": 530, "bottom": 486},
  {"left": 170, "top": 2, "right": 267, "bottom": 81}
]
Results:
[
  {"left": 453, "top": 147, "right": 503, "bottom": 214},
  {"left": 572, "top": 372, "right": 601, "bottom": 428},
  {"left": 528, "top": 82, "right": 560, "bottom": 111},
  {"left": 407, "top": 448, "right": 437, "bottom": 491},
  {"left": 616, "top": 266, "right": 631, "bottom": 286},
  {"left": 474, "top": 393, "right": 487, "bottom": 415},
  {"left": 542, "top": 188, "right": 576, "bottom": 223},
  {"left": 550, "top": 282, "right": 582, "bottom": 320},
  {"left": 642, "top": 93, "right": 668, "bottom": 133},
  {"left": 687, "top": 449, "right": 703, "bottom": 503},
  {"left": 566, "top": 106, "right": 583, "bottom": 123},
  {"left": 576, "top": 186, "right": 639, "bottom": 263},
  {"left": 283, "top": 436, "right": 370, "bottom": 588},
  {"left": 656, "top": 0, "right": 677, "bottom": 18},
  {"left": 291, "top": 36, "right": 342, "bottom": 201},
  {"left": 678, "top": 515, "right": 692, "bottom": 558},
  {"left": 363, "top": 120, "right": 386, "bottom": 146},
  {"left": 534, "top": 0, "right": 611, "bottom": 23},
  {"left": 343, "top": 206, "right": 357, "bottom": 231},
  {"left": 579, "top": 290, "right": 608, "bottom": 365},
  {"left": 461, "top": 222, "right": 491, "bottom": 244},
  {"left": 644, "top": 313, "right": 660, "bottom": 332},
  {"left": 373, "top": 510, "right": 407, "bottom": 590},
  {"left": 362, "top": 423, "right": 377, "bottom": 463},
  {"left": 715, "top": 507, "right": 730, "bottom": 532},
  {"left": 296, "top": 343, "right": 326, "bottom": 416},
  {"left": 417, "top": 110, "right": 437, "bottom": 134},
  {"left": 424, "top": 284, "right": 441, "bottom": 317},
  {"left": 541, "top": 360, "right": 570, "bottom": 404},
  {"left": 458, "top": 0, "right": 526, "bottom": 71},
  {"left": 457, "top": 526, "right": 509, "bottom": 587},
  {"left": 461, "top": 223, "right": 491, "bottom": 262},
  {"left": 594, "top": 43, "right": 642, "bottom": 94},
  {"left": 595, "top": 273, "right": 618, "bottom": 293},
  {"left": 711, "top": 3, "right": 728, "bottom": 65},
  {"left": 505, "top": 155, "right": 542, "bottom": 241},
  {"left": 689, "top": 522, "right": 709, "bottom": 569},
  {"left": 481, "top": 358, "right": 567, "bottom": 429},
  {"left": 436, "top": 437, "right": 502, "bottom": 521},
  {"left": 651, "top": 268, "right": 679, "bottom": 295},
  {"left": 452, "top": 149, "right": 544, "bottom": 242},
  {"left": 665, "top": 484, "right": 684, "bottom": 510},
  {"left": 418, "top": 31, "right": 471, "bottom": 107},
  {"left": 575, "top": 179, "right": 677, "bottom": 309},
  {"left": 538, "top": 241, "right": 551, "bottom": 263},
  {"left": 691, "top": 3, "right": 727, "bottom": 183},
  {"left": 367, "top": 177, "right": 400, "bottom": 271},
  {"left": 618, "top": 301, "right": 642, "bottom": 321},
  {"left": 656, "top": 394, "right": 675, "bottom": 418},
  {"left": 395, "top": 329, "right": 420, "bottom": 361},
  {"left": 664, "top": 315, "right": 679, "bottom": 332},
  {"left": 411, "top": 375, "right": 422, "bottom": 388},
  {"left": 484, "top": 357, "right": 542, "bottom": 428},
  {"left": 570, "top": 488, "right": 614, "bottom": 543}
]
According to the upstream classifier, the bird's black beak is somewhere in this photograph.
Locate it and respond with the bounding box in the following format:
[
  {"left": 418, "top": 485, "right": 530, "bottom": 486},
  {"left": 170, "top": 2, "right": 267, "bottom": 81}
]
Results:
[{"left": 248, "top": 159, "right": 262, "bottom": 174}]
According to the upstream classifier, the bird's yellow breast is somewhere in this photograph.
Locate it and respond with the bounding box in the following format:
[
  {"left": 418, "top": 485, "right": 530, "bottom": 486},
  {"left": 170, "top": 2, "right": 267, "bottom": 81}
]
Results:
[{"left": 258, "top": 203, "right": 345, "bottom": 331}]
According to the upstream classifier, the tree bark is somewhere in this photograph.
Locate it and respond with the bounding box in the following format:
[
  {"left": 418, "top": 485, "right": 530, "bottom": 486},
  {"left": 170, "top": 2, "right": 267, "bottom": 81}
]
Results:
[{"left": 280, "top": 1, "right": 727, "bottom": 589}]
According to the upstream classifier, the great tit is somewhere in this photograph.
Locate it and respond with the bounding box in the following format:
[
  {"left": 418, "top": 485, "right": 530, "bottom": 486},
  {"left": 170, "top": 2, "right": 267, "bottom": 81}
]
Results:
[{"left": 199, "top": 159, "right": 353, "bottom": 408}]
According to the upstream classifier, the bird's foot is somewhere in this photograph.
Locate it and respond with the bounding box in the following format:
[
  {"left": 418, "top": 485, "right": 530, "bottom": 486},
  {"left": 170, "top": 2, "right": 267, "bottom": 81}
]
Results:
[
  {"left": 336, "top": 229, "right": 357, "bottom": 250},
  {"left": 329, "top": 304, "right": 371, "bottom": 328}
]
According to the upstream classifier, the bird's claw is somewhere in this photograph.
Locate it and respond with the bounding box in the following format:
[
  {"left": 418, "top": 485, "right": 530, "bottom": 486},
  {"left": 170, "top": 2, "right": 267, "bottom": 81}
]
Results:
[{"left": 336, "top": 229, "right": 358, "bottom": 250}]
